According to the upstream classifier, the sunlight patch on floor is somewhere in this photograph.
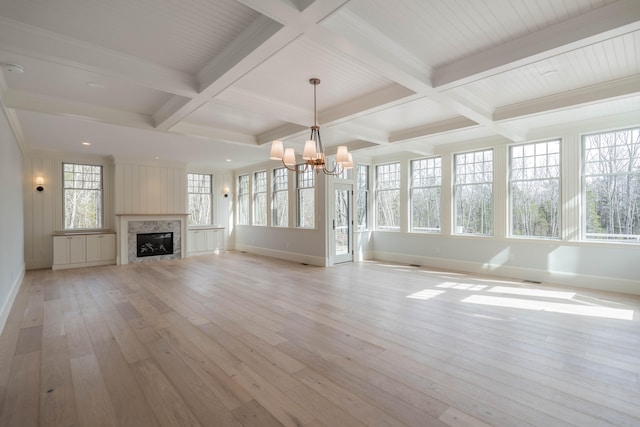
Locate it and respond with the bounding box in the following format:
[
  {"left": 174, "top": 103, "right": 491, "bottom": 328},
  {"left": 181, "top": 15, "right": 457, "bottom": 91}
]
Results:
[
  {"left": 406, "top": 289, "right": 446, "bottom": 300},
  {"left": 487, "top": 286, "right": 576, "bottom": 300},
  {"left": 436, "top": 281, "right": 488, "bottom": 291},
  {"left": 462, "top": 295, "right": 634, "bottom": 320}
]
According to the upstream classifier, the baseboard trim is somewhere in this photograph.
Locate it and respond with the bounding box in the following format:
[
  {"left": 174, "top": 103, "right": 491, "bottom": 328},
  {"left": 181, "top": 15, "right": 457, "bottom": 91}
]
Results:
[
  {"left": 235, "top": 245, "right": 327, "bottom": 267},
  {"left": 0, "top": 263, "right": 25, "bottom": 334},
  {"left": 373, "top": 251, "right": 640, "bottom": 296}
]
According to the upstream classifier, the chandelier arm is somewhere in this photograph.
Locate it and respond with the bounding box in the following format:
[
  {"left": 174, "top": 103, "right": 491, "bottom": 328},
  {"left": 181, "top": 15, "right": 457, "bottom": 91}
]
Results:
[{"left": 281, "top": 159, "right": 310, "bottom": 173}]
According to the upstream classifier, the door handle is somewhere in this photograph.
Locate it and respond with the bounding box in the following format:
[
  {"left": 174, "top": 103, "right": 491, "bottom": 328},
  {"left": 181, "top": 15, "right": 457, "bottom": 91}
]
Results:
[{"left": 333, "top": 219, "right": 336, "bottom": 230}]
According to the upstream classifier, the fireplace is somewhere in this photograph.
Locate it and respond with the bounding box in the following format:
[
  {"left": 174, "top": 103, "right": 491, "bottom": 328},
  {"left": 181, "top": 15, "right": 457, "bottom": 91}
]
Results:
[
  {"left": 117, "top": 214, "right": 188, "bottom": 264},
  {"left": 137, "top": 232, "right": 174, "bottom": 258}
]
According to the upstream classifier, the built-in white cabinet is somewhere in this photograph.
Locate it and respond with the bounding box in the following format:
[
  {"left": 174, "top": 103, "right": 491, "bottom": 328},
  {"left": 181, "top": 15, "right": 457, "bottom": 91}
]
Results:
[
  {"left": 86, "top": 234, "right": 116, "bottom": 262},
  {"left": 53, "top": 231, "right": 116, "bottom": 269},
  {"left": 187, "top": 227, "right": 224, "bottom": 256}
]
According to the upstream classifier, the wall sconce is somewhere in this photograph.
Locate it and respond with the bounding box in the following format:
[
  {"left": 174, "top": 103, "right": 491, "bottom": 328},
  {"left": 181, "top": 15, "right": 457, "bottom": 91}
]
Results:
[
  {"left": 35, "top": 176, "right": 44, "bottom": 192},
  {"left": 223, "top": 187, "right": 229, "bottom": 198}
]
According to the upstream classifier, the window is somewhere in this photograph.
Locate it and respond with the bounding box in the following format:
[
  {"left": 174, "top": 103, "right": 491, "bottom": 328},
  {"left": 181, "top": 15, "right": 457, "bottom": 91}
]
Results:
[
  {"left": 297, "top": 169, "right": 315, "bottom": 228},
  {"left": 237, "top": 174, "right": 249, "bottom": 225},
  {"left": 510, "top": 141, "right": 560, "bottom": 238},
  {"left": 583, "top": 128, "right": 640, "bottom": 241},
  {"left": 253, "top": 171, "right": 267, "bottom": 226},
  {"left": 272, "top": 168, "right": 288, "bottom": 227},
  {"left": 454, "top": 149, "right": 493, "bottom": 235},
  {"left": 63, "top": 163, "right": 103, "bottom": 229},
  {"left": 411, "top": 157, "right": 441, "bottom": 232},
  {"left": 187, "top": 173, "right": 212, "bottom": 226},
  {"left": 356, "top": 165, "right": 369, "bottom": 230},
  {"left": 376, "top": 162, "right": 400, "bottom": 230}
]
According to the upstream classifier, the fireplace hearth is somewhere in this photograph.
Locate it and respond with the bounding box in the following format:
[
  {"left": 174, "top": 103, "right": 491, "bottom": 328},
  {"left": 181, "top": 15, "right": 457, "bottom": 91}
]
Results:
[{"left": 137, "top": 232, "right": 174, "bottom": 258}]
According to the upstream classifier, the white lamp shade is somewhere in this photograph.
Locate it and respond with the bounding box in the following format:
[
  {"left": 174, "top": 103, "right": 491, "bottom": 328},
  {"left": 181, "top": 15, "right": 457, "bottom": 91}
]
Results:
[
  {"left": 303, "top": 140, "right": 317, "bottom": 160},
  {"left": 344, "top": 153, "right": 354, "bottom": 169},
  {"left": 283, "top": 148, "right": 296, "bottom": 166},
  {"left": 270, "top": 140, "right": 284, "bottom": 160},
  {"left": 336, "top": 146, "right": 349, "bottom": 164}
]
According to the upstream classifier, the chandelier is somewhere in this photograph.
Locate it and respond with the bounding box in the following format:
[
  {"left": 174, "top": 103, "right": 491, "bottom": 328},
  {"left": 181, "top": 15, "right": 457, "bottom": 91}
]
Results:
[{"left": 270, "top": 78, "right": 353, "bottom": 175}]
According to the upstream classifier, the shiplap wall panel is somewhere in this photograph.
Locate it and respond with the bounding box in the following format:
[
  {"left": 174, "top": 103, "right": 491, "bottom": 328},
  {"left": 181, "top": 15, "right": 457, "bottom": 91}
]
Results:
[{"left": 114, "top": 162, "right": 186, "bottom": 214}]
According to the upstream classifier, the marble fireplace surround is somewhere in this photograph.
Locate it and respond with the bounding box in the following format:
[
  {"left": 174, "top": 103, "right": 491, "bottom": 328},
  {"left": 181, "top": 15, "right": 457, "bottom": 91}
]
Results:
[{"left": 116, "top": 214, "right": 188, "bottom": 265}]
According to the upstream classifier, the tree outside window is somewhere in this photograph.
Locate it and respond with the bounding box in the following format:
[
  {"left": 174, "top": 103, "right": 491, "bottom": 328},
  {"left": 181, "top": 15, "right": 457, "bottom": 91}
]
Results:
[
  {"left": 376, "top": 163, "right": 400, "bottom": 230},
  {"left": 237, "top": 174, "right": 249, "bottom": 225},
  {"left": 356, "top": 165, "right": 369, "bottom": 230},
  {"left": 297, "top": 169, "right": 315, "bottom": 228},
  {"left": 454, "top": 149, "right": 493, "bottom": 235},
  {"left": 63, "top": 163, "right": 103, "bottom": 229},
  {"left": 510, "top": 141, "right": 560, "bottom": 238},
  {"left": 272, "top": 168, "right": 288, "bottom": 227},
  {"left": 411, "top": 157, "right": 441, "bottom": 232},
  {"left": 253, "top": 171, "right": 267, "bottom": 226},
  {"left": 187, "top": 173, "right": 212, "bottom": 226},
  {"left": 583, "top": 128, "right": 640, "bottom": 241}
]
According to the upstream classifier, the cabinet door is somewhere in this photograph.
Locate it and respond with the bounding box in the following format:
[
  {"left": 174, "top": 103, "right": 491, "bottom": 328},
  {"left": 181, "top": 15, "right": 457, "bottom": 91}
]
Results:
[
  {"left": 53, "top": 236, "right": 70, "bottom": 265},
  {"left": 187, "top": 230, "right": 197, "bottom": 252},
  {"left": 86, "top": 235, "right": 101, "bottom": 262},
  {"left": 101, "top": 234, "right": 116, "bottom": 260},
  {"left": 205, "top": 229, "right": 219, "bottom": 251},
  {"left": 68, "top": 236, "right": 86, "bottom": 264},
  {"left": 191, "top": 230, "right": 208, "bottom": 252},
  {"left": 87, "top": 234, "right": 116, "bottom": 262}
]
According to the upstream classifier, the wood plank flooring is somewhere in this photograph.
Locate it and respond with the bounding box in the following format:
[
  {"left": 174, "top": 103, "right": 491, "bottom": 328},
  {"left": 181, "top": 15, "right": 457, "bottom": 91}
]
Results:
[{"left": 1, "top": 251, "right": 639, "bottom": 426}]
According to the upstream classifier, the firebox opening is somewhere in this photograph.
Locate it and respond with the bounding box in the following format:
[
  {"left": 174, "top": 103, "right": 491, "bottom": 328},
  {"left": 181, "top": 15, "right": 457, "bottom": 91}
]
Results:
[{"left": 137, "top": 232, "right": 173, "bottom": 257}]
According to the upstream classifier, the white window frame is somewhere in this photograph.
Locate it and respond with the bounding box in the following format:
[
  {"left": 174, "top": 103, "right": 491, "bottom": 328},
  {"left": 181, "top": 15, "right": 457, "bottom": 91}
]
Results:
[
  {"left": 187, "top": 173, "right": 213, "bottom": 226},
  {"left": 63, "top": 162, "right": 103, "bottom": 230},
  {"left": 410, "top": 157, "right": 441, "bottom": 233},
  {"left": 375, "top": 162, "right": 401, "bottom": 231}
]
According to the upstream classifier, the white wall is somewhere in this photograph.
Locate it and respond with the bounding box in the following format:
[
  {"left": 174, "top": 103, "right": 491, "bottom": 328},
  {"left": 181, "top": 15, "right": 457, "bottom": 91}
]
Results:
[
  {"left": 373, "top": 233, "right": 640, "bottom": 294},
  {"left": 0, "top": 107, "right": 25, "bottom": 331},
  {"left": 234, "top": 162, "right": 329, "bottom": 266},
  {"left": 113, "top": 160, "right": 187, "bottom": 215},
  {"left": 23, "top": 152, "right": 114, "bottom": 269}
]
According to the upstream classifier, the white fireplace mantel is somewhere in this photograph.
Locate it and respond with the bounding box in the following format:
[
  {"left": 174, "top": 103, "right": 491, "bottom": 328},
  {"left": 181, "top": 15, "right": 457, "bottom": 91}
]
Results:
[{"left": 116, "top": 213, "right": 188, "bottom": 265}]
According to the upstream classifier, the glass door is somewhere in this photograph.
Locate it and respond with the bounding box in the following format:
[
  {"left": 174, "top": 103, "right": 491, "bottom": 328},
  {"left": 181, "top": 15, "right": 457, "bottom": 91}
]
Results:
[{"left": 332, "top": 183, "right": 352, "bottom": 264}]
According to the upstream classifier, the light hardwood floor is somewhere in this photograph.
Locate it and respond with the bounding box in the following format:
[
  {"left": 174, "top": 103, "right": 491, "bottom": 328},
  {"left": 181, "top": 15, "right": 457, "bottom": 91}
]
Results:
[{"left": 1, "top": 251, "right": 639, "bottom": 426}]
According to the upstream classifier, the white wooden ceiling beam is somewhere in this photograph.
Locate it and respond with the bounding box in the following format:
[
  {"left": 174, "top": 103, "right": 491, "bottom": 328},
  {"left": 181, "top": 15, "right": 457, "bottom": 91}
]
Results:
[
  {"left": 494, "top": 75, "right": 640, "bottom": 122},
  {"left": 3, "top": 89, "right": 155, "bottom": 130}
]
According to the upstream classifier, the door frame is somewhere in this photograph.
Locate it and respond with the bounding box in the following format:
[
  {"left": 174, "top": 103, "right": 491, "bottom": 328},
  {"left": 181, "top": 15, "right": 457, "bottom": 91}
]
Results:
[{"left": 330, "top": 182, "right": 353, "bottom": 265}]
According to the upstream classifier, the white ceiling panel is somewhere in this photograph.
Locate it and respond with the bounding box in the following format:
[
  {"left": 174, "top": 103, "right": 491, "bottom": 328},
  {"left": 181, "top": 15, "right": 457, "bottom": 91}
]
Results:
[
  {"left": 17, "top": 110, "right": 268, "bottom": 169},
  {"left": 345, "top": 97, "right": 459, "bottom": 135},
  {"left": 0, "top": 53, "right": 171, "bottom": 114},
  {"left": 333, "top": 0, "right": 618, "bottom": 68},
  {"left": 450, "top": 30, "right": 640, "bottom": 110},
  {"left": 230, "top": 36, "right": 393, "bottom": 113},
  {"left": 0, "top": 0, "right": 261, "bottom": 74},
  {"left": 182, "top": 100, "right": 286, "bottom": 135}
]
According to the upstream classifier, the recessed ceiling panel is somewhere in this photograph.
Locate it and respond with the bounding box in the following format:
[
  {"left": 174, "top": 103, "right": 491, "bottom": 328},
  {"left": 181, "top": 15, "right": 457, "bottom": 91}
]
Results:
[
  {"left": 183, "top": 101, "right": 287, "bottom": 135},
  {"left": 0, "top": 53, "right": 171, "bottom": 114},
  {"left": 454, "top": 31, "right": 640, "bottom": 110},
  {"left": 346, "top": 97, "right": 459, "bottom": 134},
  {"left": 331, "top": 0, "right": 618, "bottom": 68},
  {"left": 229, "top": 36, "right": 394, "bottom": 113},
  {"left": 0, "top": 0, "right": 262, "bottom": 73},
  {"left": 17, "top": 110, "right": 268, "bottom": 169}
]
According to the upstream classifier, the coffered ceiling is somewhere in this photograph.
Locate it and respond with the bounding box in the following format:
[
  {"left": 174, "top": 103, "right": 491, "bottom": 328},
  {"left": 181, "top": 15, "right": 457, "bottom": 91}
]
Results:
[{"left": 0, "top": 0, "right": 638, "bottom": 169}]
